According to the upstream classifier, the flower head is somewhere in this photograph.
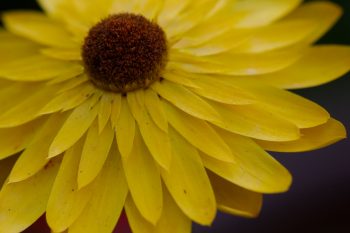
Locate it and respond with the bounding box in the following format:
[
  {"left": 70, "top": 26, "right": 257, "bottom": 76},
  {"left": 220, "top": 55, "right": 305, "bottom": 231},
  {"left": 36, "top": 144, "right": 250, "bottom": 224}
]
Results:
[{"left": 0, "top": 0, "right": 348, "bottom": 233}]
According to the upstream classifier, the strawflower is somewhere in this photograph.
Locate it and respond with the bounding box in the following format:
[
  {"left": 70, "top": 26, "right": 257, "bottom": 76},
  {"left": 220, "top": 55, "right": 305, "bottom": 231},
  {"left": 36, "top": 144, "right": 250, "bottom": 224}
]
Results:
[{"left": 0, "top": 0, "right": 348, "bottom": 233}]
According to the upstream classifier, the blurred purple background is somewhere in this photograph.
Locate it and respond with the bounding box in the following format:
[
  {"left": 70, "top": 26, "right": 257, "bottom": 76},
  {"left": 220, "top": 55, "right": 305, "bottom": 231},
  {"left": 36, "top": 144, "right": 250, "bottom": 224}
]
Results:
[{"left": 1, "top": 1, "right": 349, "bottom": 233}]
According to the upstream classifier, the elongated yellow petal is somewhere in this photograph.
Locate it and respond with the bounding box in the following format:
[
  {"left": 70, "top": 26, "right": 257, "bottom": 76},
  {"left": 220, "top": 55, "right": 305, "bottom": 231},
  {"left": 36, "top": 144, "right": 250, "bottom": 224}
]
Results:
[
  {"left": 69, "top": 143, "right": 128, "bottom": 233},
  {"left": 122, "top": 128, "right": 163, "bottom": 225},
  {"left": 98, "top": 93, "right": 113, "bottom": 133},
  {"left": 128, "top": 91, "right": 171, "bottom": 169},
  {"left": 41, "top": 47, "right": 82, "bottom": 61},
  {"left": 9, "top": 113, "right": 68, "bottom": 183},
  {"left": 161, "top": 128, "right": 216, "bottom": 226},
  {"left": 47, "top": 139, "right": 93, "bottom": 232},
  {"left": 283, "top": 1, "right": 342, "bottom": 45},
  {"left": 188, "top": 74, "right": 255, "bottom": 105},
  {"left": 172, "top": 0, "right": 242, "bottom": 49},
  {"left": 231, "top": 20, "right": 317, "bottom": 53},
  {"left": 41, "top": 82, "right": 96, "bottom": 115},
  {"left": 125, "top": 187, "right": 192, "bottom": 233},
  {"left": 163, "top": 0, "right": 218, "bottom": 39},
  {"left": 152, "top": 80, "right": 221, "bottom": 123},
  {"left": 38, "top": 0, "right": 90, "bottom": 40},
  {"left": 162, "top": 101, "right": 234, "bottom": 163},
  {"left": 0, "top": 84, "right": 57, "bottom": 127},
  {"left": 170, "top": 49, "right": 303, "bottom": 75},
  {"left": 257, "top": 118, "right": 346, "bottom": 152},
  {"left": 119, "top": 0, "right": 163, "bottom": 20},
  {"left": 3, "top": 11, "right": 77, "bottom": 47},
  {"left": 0, "top": 82, "right": 40, "bottom": 112},
  {"left": 125, "top": 195, "right": 154, "bottom": 233},
  {"left": 210, "top": 101, "right": 300, "bottom": 141},
  {"left": 155, "top": 187, "right": 192, "bottom": 233},
  {"left": 158, "top": 0, "right": 191, "bottom": 28},
  {"left": 49, "top": 96, "right": 99, "bottom": 158},
  {"left": 110, "top": 94, "right": 122, "bottom": 128},
  {"left": 144, "top": 89, "right": 168, "bottom": 132},
  {"left": 115, "top": 98, "right": 135, "bottom": 160},
  {"left": 0, "top": 30, "right": 39, "bottom": 64},
  {"left": 0, "top": 118, "right": 44, "bottom": 159},
  {"left": 53, "top": 74, "right": 89, "bottom": 93},
  {"left": 78, "top": 120, "right": 114, "bottom": 189},
  {"left": 208, "top": 171, "right": 262, "bottom": 218},
  {"left": 232, "top": 0, "right": 301, "bottom": 28},
  {"left": 163, "top": 71, "right": 199, "bottom": 88},
  {"left": 0, "top": 158, "right": 60, "bottom": 233},
  {"left": 253, "top": 46, "right": 350, "bottom": 89},
  {"left": 0, "top": 155, "right": 18, "bottom": 189},
  {"left": 233, "top": 79, "right": 330, "bottom": 128},
  {"left": 0, "top": 54, "right": 83, "bottom": 82},
  {"left": 202, "top": 127, "right": 292, "bottom": 193},
  {"left": 176, "top": 29, "right": 253, "bottom": 56}
]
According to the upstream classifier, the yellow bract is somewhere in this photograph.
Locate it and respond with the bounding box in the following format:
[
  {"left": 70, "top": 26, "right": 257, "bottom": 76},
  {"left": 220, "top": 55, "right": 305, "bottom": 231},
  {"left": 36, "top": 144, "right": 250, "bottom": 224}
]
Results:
[{"left": 0, "top": 0, "right": 348, "bottom": 233}]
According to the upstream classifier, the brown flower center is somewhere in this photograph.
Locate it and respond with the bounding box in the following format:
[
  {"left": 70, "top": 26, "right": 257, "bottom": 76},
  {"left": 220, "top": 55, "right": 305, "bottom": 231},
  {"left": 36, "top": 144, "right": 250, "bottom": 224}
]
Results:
[{"left": 82, "top": 13, "right": 168, "bottom": 93}]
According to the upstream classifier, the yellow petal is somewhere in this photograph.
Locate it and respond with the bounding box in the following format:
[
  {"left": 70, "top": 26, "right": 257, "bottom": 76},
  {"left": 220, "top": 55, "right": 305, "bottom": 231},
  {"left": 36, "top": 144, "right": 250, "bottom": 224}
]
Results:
[
  {"left": 0, "top": 157, "right": 60, "bottom": 233},
  {"left": 41, "top": 47, "right": 82, "bottom": 61},
  {"left": 162, "top": 101, "right": 234, "bottom": 163},
  {"left": 46, "top": 139, "right": 93, "bottom": 232},
  {"left": 97, "top": 93, "right": 113, "bottom": 133},
  {"left": 0, "top": 82, "right": 40, "bottom": 115},
  {"left": 161, "top": 128, "right": 216, "bottom": 225},
  {"left": 125, "top": 187, "right": 192, "bottom": 233},
  {"left": 233, "top": 79, "right": 330, "bottom": 128},
  {"left": 124, "top": 0, "right": 164, "bottom": 20},
  {"left": 40, "top": 82, "right": 96, "bottom": 115},
  {"left": 170, "top": 49, "right": 303, "bottom": 75},
  {"left": 53, "top": 74, "right": 89, "bottom": 93},
  {"left": 38, "top": 0, "right": 90, "bottom": 40},
  {"left": 78, "top": 120, "right": 114, "bottom": 189},
  {"left": 125, "top": 195, "right": 154, "bottom": 233},
  {"left": 152, "top": 80, "right": 221, "bottom": 123},
  {"left": 158, "top": 0, "right": 191, "bottom": 28},
  {"left": 0, "top": 118, "right": 44, "bottom": 159},
  {"left": 208, "top": 171, "right": 262, "bottom": 218},
  {"left": 122, "top": 127, "right": 163, "bottom": 225},
  {"left": 46, "top": 66, "right": 85, "bottom": 85},
  {"left": 202, "top": 127, "right": 292, "bottom": 193},
  {"left": 209, "top": 101, "right": 300, "bottom": 141},
  {"left": 69, "top": 143, "right": 128, "bottom": 233},
  {"left": 256, "top": 118, "right": 346, "bottom": 152},
  {"left": 283, "top": 1, "right": 342, "bottom": 45},
  {"left": 0, "top": 84, "right": 57, "bottom": 127},
  {"left": 0, "top": 155, "right": 18, "bottom": 189},
  {"left": 0, "top": 54, "right": 83, "bottom": 82},
  {"left": 163, "top": 71, "right": 199, "bottom": 88},
  {"left": 252, "top": 46, "right": 350, "bottom": 89},
  {"left": 188, "top": 74, "right": 255, "bottom": 105},
  {"left": 144, "top": 89, "right": 168, "bottom": 132},
  {"left": 154, "top": 187, "right": 192, "bottom": 233},
  {"left": 110, "top": 94, "right": 122, "bottom": 128},
  {"left": 232, "top": 0, "right": 301, "bottom": 28},
  {"left": 3, "top": 11, "right": 77, "bottom": 48},
  {"left": 231, "top": 20, "right": 318, "bottom": 53},
  {"left": 9, "top": 113, "right": 68, "bottom": 183},
  {"left": 176, "top": 29, "right": 253, "bottom": 56},
  {"left": 163, "top": 0, "right": 218, "bottom": 39},
  {"left": 0, "top": 30, "right": 39, "bottom": 64},
  {"left": 115, "top": 98, "right": 135, "bottom": 160},
  {"left": 128, "top": 91, "right": 171, "bottom": 169},
  {"left": 49, "top": 96, "right": 99, "bottom": 158}
]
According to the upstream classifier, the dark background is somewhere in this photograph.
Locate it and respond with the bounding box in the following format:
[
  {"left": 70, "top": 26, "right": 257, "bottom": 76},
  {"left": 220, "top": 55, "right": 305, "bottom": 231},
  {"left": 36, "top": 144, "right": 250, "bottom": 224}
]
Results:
[{"left": 1, "top": 1, "right": 349, "bottom": 233}]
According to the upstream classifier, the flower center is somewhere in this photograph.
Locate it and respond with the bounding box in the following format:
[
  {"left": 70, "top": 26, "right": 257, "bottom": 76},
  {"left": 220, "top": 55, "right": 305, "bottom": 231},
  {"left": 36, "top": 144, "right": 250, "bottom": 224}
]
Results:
[{"left": 82, "top": 13, "right": 168, "bottom": 93}]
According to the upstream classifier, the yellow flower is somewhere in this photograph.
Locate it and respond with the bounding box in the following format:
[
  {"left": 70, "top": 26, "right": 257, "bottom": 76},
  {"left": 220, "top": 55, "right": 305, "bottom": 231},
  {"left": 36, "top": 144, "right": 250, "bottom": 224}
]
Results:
[{"left": 0, "top": 0, "right": 348, "bottom": 232}]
